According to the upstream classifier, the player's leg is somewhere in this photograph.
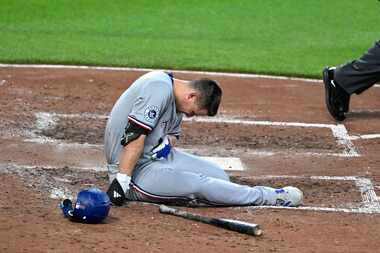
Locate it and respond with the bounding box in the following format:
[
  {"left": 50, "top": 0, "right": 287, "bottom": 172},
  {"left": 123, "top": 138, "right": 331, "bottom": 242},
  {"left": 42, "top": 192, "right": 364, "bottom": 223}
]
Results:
[
  {"left": 323, "top": 40, "right": 380, "bottom": 121},
  {"left": 104, "top": 131, "right": 122, "bottom": 183},
  {"left": 334, "top": 40, "right": 380, "bottom": 95},
  {"left": 131, "top": 163, "right": 303, "bottom": 207},
  {"left": 168, "top": 148, "right": 230, "bottom": 181},
  {"left": 104, "top": 116, "right": 125, "bottom": 183},
  {"left": 164, "top": 150, "right": 300, "bottom": 206}
]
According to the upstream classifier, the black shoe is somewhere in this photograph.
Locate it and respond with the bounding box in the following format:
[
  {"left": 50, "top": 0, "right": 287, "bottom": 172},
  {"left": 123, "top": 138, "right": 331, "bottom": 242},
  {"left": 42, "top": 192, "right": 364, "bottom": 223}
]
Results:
[
  {"left": 322, "top": 67, "right": 350, "bottom": 121},
  {"left": 330, "top": 68, "right": 351, "bottom": 113},
  {"left": 107, "top": 178, "right": 126, "bottom": 206}
]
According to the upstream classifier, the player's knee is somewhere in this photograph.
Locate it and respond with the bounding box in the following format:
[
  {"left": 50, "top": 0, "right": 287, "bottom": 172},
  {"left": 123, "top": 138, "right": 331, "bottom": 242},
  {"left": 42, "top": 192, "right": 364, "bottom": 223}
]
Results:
[
  {"left": 217, "top": 170, "right": 230, "bottom": 181},
  {"left": 207, "top": 164, "right": 230, "bottom": 181}
]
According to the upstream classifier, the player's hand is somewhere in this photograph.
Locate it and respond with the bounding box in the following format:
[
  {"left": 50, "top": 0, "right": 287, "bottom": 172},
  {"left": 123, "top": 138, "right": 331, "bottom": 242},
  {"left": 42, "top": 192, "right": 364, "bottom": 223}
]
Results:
[
  {"left": 106, "top": 173, "right": 131, "bottom": 206},
  {"left": 151, "top": 136, "right": 171, "bottom": 160}
]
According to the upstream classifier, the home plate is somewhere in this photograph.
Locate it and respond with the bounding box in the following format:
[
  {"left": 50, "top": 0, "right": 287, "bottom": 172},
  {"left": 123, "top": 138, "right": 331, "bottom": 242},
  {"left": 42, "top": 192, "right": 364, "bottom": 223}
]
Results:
[{"left": 202, "top": 157, "right": 245, "bottom": 171}]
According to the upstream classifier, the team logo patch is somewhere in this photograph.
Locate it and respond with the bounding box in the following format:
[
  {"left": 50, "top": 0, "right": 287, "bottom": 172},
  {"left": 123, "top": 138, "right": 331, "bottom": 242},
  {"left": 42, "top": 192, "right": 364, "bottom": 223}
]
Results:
[{"left": 144, "top": 105, "right": 160, "bottom": 122}]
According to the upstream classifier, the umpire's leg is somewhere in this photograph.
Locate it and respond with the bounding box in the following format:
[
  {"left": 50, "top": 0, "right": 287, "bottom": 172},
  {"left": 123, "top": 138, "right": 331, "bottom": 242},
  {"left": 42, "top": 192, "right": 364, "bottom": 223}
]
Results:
[{"left": 334, "top": 40, "right": 380, "bottom": 95}]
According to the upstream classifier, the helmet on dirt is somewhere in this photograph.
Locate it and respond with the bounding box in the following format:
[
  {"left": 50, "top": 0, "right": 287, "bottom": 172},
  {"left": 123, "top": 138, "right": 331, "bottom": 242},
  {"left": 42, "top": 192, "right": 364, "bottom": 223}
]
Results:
[{"left": 60, "top": 187, "right": 111, "bottom": 224}]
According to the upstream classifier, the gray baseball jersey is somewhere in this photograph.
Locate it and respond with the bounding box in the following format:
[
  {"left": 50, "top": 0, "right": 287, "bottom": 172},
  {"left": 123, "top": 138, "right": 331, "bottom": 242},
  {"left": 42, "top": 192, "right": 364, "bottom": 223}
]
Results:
[
  {"left": 104, "top": 71, "right": 282, "bottom": 206},
  {"left": 104, "top": 71, "right": 181, "bottom": 170}
]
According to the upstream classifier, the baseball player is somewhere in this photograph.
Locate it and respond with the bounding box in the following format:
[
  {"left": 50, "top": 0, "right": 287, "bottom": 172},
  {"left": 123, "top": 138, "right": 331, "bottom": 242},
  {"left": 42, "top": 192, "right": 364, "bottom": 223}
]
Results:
[
  {"left": 104, "top": 71, "right": 303, "bottom": 207},
  {"left": 323, "top": 40, "right": 380, "bottom": 121}
]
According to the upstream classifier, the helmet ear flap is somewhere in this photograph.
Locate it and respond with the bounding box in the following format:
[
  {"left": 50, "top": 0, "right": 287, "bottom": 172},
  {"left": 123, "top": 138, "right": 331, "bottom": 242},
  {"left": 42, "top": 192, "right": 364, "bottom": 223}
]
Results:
[{"left": 60, "top": 199, "right": 73, "bottom": 218}]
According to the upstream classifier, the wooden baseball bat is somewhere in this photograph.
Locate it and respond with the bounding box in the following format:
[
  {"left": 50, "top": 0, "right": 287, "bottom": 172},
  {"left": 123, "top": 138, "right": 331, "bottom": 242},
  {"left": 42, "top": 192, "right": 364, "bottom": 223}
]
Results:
[{"left": 159, "top": 205, "right": 262, "bottom": 236}]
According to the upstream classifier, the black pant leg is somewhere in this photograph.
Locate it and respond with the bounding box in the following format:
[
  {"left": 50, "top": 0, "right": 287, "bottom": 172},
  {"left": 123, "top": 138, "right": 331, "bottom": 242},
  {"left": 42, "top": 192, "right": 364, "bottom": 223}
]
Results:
[{"left": 334, "top": 40, "right": 380, "bottom": 95}]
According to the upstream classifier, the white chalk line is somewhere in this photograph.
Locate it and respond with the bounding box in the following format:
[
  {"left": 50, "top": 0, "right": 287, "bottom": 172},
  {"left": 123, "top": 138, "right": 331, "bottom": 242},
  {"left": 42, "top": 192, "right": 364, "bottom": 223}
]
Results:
[
  {"left": 184, "top": 116, "right": 335, "bottom": 128},
  {"left": 3, "top": 63, "right": 380, "bottom": 88},
  {"left": 186, "top": 117, "right": 359, "bottom": 157},
  {"left": 190, "top": 117, "right": 359, "bottom": 157},
  {"left": 0, "top": 163, "right": 106, "bottom": 172},
  {"left": 20, "top": 137, "right": 356, "bottom": 158},
  {"left": 349, "top": 109, "right": 380, "bottom": 114},
  {"left": 182, "top": 147, "right": 354, "bottom": 158},
  {"left": 35, "top": 111, "right": 379, "bottom": 149},
  {"left": 189, "top": 117, "right": 360, "bottom": 156},
  {"left": 1, "top": 111, "right": 361, "bottom": 159},
  {"left": 330, "top": 124, "right": 360, "bottom": 156},
  {"left": 28, "top": 111, "right": 360, "bottom": 157},
  {"left": 0, "top": 163, "right": 108, "bottom": 200},
  {"left": 236, "top": 175, "right": 380, "bottom": 214},
  {"left": 35, "top": 112, "right": 108, "bottom": 121},
  {"left": 239, "top": 205, "right": 379, "bottom": 214},
  {"left": 2, "top": 163, "right": 378, "bottom": 214},
  {"left": 349, "top": 134, "right": 380, "bottom": 141},
  {"left": 31, "top": 112, "right": 379, "bottom": 145},
  {"left": 0, "top": 63, "right": 321, "bottom": 83},
  {"left": 24, "top": 137, "right": 103, "bottom": 149}
]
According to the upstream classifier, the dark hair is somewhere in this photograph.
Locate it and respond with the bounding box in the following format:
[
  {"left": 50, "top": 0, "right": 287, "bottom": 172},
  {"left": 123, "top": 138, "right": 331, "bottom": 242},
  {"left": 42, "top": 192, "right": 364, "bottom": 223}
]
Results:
[{"left": 190, "top": 78, "right": 222, "bottom": 116}]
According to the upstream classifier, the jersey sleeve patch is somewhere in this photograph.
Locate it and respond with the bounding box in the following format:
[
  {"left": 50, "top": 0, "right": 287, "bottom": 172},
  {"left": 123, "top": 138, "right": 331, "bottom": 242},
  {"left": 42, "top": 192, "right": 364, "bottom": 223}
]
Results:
[
  {"left": 144, "top": 105, "right": 160, "bottom": 123},
  {"left": 129, "top": 77, "right": 172, "bottom": 129}
]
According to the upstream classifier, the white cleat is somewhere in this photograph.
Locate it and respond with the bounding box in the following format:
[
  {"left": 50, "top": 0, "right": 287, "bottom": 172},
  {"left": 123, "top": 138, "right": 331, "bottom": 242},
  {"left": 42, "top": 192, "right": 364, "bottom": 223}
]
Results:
[{"left": 274, "top": 186, "right": 303, "bottom": 207}]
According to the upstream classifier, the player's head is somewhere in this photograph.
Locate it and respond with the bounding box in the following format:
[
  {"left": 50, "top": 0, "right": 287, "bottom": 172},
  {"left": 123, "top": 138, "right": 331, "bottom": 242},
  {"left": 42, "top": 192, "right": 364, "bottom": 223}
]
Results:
[
  {"left": 60, "top": 187, "right": 111, "bottom": 224},
  {"left": 177, "top": 78, "right": 222, "bottom": 117},
  {"left": 189, "top": 78, "right": 222, "bottom": 116}
]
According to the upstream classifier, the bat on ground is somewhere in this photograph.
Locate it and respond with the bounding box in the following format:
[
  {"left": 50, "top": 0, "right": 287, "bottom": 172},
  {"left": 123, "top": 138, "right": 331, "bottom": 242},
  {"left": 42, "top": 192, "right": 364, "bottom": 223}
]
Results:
[{"left": 159, "top": 205, "right": 262, "bottom": 236}]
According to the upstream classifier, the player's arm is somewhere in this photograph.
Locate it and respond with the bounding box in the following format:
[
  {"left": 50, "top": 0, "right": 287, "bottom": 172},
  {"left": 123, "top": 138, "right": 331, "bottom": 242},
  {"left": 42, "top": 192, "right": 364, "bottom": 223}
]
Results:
[
  {"left": 108, "top": 76, "right": 172, "bottom": 205},
  {"left": 107, "top": 120, "right": 149, "bottom": 206},
  {"left": 119, "top": 134, "right": 145, "bottom": 176}
]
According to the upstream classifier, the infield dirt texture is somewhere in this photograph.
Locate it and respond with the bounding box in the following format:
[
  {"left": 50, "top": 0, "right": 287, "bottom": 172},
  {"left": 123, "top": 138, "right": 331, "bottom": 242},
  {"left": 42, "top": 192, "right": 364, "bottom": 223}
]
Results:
[
  {"left": 1, "top": 66, "right": 380, "bottom": 252},
  {"left": 1, "top": 1, "right": 380, "bottom": 252}
]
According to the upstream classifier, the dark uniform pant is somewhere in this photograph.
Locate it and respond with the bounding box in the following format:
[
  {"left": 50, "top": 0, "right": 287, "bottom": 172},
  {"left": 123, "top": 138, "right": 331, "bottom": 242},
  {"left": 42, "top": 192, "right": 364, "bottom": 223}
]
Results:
[{"left": 334, "top": 40, "right": 380, "bottom": 95}]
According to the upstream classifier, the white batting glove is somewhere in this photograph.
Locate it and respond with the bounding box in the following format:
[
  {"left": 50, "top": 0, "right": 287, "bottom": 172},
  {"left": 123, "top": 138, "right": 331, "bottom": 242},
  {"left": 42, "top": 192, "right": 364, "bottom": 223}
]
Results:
[
  {"left": 116, "top": 173, "right": 131, "bottom": 193},
  {"left": 107, "top": 173, "right": 131, "bottom": 206}
]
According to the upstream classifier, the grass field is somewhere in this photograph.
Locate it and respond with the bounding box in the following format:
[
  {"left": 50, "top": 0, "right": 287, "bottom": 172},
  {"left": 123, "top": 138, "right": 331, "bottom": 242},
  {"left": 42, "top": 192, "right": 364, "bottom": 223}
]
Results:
[{"left": 0, "top": 0, "right": 378, "bottom": 77}]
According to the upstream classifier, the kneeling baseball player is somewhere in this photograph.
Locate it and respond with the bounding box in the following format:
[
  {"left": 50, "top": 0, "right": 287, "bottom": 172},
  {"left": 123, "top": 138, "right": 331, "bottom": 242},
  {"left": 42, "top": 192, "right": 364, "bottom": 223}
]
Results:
[{"left": 104, "top": 71, "right": 303, "bottom": 207}]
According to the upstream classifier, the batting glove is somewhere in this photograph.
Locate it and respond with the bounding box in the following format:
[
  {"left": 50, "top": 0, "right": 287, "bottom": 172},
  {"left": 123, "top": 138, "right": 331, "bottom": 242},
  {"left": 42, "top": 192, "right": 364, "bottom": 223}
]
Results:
[
  {"left": 151, "top": 136, "right": 171, "bottom": 160},
  {"left": 107, "top": 173, "right": 131, "bottom": 206}
]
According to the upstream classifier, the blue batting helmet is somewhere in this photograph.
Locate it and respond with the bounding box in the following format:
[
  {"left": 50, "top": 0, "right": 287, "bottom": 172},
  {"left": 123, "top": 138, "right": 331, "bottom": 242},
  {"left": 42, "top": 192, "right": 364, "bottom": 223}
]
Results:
[{"left": 60, "top": 187, "right": 111, "bottom": 224}]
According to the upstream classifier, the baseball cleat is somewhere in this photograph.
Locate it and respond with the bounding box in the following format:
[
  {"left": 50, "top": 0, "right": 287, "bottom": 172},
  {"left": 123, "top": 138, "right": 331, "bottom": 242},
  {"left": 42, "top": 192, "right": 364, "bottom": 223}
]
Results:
[{"left": 274, "top": 186, "right": 303, "bottom": 207}]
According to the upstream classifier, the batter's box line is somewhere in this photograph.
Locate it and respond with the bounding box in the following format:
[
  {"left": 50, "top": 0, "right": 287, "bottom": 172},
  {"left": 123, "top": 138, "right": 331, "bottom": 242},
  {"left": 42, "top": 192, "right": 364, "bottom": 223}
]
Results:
[
  {"left": 2, "top": 163, "right": 379, "bottom": 214},
  {"left": 31, "top": 112, "right": 360, "bottom": 158},
  {"left": 184, "top": 116, "right": 359, "bottom": 157},
  {"left": 234, "top": 175, "right": 380, "bottom": 214}
]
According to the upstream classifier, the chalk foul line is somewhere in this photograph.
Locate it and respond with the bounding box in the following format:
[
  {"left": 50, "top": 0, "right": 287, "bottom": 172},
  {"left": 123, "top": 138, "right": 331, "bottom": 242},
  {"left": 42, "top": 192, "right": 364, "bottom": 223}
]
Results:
[{"left": 2, "top": 63, "right": 380, "bottom": 88}]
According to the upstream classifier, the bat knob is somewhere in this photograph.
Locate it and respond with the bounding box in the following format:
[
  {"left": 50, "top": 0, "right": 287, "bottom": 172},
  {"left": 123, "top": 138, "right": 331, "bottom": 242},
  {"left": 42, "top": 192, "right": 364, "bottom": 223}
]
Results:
[{"left": 255, "top": 228, "right": 263, "bottom": 236}]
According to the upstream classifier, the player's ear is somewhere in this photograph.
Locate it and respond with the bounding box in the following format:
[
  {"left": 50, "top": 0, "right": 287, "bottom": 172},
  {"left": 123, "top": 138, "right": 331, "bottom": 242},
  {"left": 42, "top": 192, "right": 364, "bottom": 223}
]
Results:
[{"left": 187, "top": 92, "right": 198, "bottom": 101}]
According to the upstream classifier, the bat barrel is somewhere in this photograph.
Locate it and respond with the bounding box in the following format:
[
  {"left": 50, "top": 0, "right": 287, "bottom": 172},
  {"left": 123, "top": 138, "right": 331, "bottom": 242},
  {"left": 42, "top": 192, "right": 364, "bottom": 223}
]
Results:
[{"left": 213, "top": 218, "right": 262, "bottom": 236}]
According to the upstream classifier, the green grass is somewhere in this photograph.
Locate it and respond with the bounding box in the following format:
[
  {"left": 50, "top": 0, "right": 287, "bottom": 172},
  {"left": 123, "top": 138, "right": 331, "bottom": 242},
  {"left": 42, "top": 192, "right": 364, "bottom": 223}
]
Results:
[{"left": 0, "top": 0, "right": 379, "bottom": 77}]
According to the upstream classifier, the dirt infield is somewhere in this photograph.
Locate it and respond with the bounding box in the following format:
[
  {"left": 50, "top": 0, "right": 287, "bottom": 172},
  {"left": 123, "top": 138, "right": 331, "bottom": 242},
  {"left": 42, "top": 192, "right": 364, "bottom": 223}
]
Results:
[{"left": 1, "top": 66, "right": 380, "bottom": 253}]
